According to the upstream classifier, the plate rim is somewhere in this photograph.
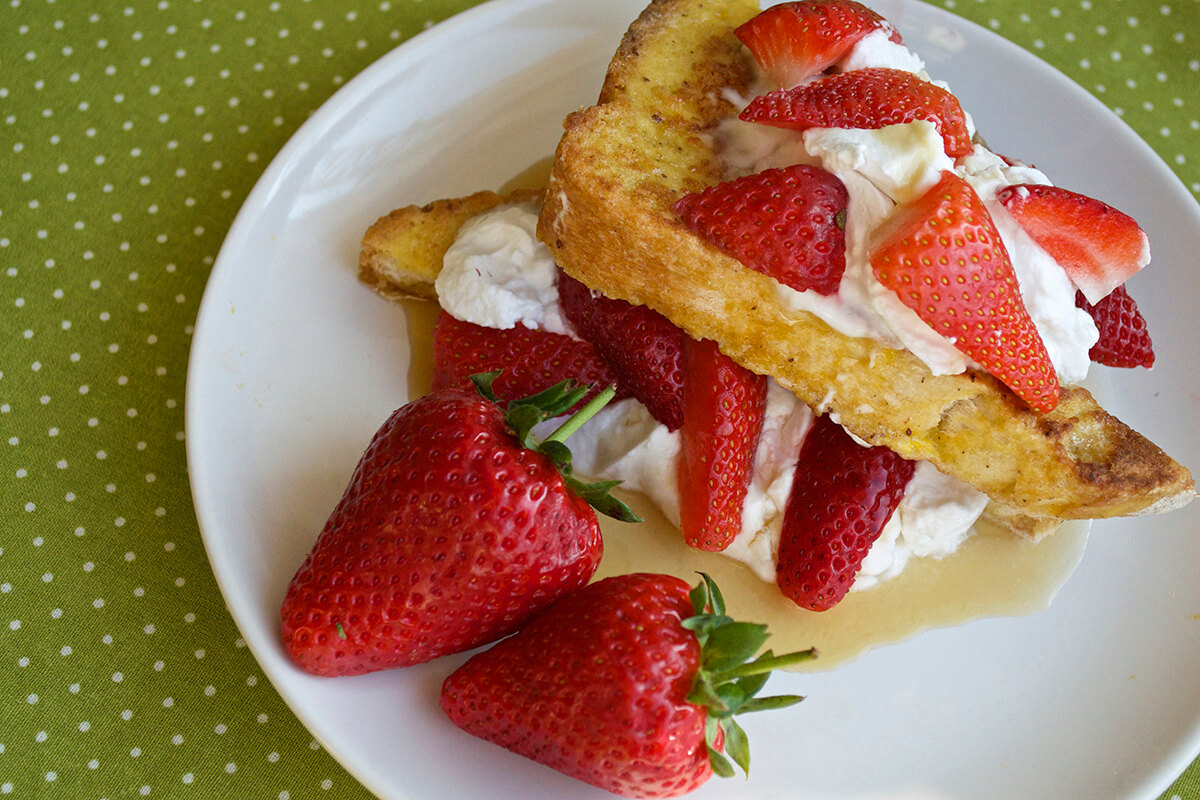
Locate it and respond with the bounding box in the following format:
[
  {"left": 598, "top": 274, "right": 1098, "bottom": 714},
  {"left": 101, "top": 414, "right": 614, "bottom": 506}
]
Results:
[{"left": 185, "top": 0, "right": 1200, "bottom": 798}]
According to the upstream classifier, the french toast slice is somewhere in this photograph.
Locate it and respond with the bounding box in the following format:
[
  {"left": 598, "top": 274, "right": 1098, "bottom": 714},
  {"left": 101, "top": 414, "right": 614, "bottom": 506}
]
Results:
[
  {"left": 536, "top": 0, "right": 1194, "bottom": 522},
  {"left": 356, "top": 191, "right": 1138, "bottom": 540},
  {"left": 359, "top": 187, "right": 543, "bottom": 302}
]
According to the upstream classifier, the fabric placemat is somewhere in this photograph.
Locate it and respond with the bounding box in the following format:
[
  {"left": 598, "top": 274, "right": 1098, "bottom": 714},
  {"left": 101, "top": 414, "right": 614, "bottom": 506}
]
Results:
[{"left": 3, "top": 0, "right": 1197, "bottom": 798}]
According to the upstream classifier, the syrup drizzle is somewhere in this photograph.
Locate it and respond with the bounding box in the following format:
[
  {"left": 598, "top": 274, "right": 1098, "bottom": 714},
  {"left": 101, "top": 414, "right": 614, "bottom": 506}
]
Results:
[{"left": 597, "top": 497, "right": 1088, "bottom": 671}]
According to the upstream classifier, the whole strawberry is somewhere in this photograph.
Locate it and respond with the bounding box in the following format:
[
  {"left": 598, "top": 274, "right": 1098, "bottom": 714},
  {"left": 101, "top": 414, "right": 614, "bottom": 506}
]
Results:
[
  {"left": 440, "top": 572, "right": 815, "bottom": 799},
  {"left": 281, "top": 375, "right": 636, "bottom": 677}
]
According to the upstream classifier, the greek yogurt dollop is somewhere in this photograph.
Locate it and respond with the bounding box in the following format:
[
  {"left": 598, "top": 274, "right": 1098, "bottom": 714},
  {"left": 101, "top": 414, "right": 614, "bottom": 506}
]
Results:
[{"left": 437, "top": 203, "right": 988, "bottom": 593}]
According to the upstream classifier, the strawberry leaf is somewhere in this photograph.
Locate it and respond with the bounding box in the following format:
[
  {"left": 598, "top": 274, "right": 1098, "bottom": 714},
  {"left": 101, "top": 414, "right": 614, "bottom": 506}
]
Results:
[
  {"left": 564, "top": 475, "right": 640, "bottom": 523},
  {"left": 507, "top": 403, "right": 550, "bottom": 448},
  {"left": 716, "top": 648, "right": 819, "bottom": 680},
  {"left": 536, "top": 439, "right": 574, "bottom": 473},
  {"left": 688, "top": 674, "right": 729, "bottom": 712},
  {"left": 469, "top": 370, "right": 501, "bottom": 402},
  {"left": 468, "top": 373, "right": 641, "bottom": 522},
  {"left": 705, "top": 724, "right": 734, "bottom": 777},
  {"left": 722, "top": 718, "right": 751, "bottom": 776},
  {"left": 504, "top": 379, "right": 593, "bottom": 446},
  {"left": 731, "top": 669, "right": 771, "bottom": 702},
  {"left": 700, "top": 621, "right": 770, "bottom": 673},
  {"left": 681, "top": 573, "right": 817, "bottom": 781},
  {"left": 739, "top": 693, "right": 806, "bottom": 714},
  {"left": 688, "top": 571, "right": 727, "bottom": 617}
]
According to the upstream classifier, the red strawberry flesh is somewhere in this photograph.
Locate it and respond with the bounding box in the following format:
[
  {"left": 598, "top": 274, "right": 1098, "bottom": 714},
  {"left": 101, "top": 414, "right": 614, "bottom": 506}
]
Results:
[
  {"left": 673, "top": 164, "right": 849, "bottom": 296},
  {"left": 557, "top": 268, "right": 686, "bottom": 430},
  {"left": 431, "top": 310, "right": 625, "bottom": 405},
  {"left": 996, "top": 183, "right": 1150, "bottom": 305},
  {"left": 777, "top": 415, "right": 915, "bottom": 611},
  {"left": 740, "top": 67, "right": 974, "bottom": 158},
  {"left": 870, "top": 170, "right": 1060, "bottom": 413},
  {"left": 1075, "top": 285, "right": 1155, "bottom": 368},
  {"left": 734, "top": 0, "right": 900, "bottom": 89},
  {"left": 678, "top": 338, "right": 767, "bottom": 551}
]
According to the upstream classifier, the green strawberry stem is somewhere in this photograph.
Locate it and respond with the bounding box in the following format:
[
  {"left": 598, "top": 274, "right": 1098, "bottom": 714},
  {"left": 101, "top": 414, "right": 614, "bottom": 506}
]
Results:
[
  {"left": 682, "top": 573, "right": 817, "bottom": 779},
  {"left": 470, "top": 372, "right": 640, "bottom": 523},
  {"left": 543, "top": 385, "right": 618, "bottom": 444}
]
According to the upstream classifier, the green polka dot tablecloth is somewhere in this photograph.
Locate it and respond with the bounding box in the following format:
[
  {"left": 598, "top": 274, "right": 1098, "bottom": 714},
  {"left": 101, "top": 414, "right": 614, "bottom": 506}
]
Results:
[{"left": 3, "top": 0, "right": 1198, "bottom": 798}]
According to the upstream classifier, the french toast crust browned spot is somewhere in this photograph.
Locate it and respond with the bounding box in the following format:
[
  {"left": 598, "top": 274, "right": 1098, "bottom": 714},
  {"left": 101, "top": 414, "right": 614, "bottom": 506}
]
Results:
[{"left": 535, "top": 0, "right": 1194, "bottom": 521}]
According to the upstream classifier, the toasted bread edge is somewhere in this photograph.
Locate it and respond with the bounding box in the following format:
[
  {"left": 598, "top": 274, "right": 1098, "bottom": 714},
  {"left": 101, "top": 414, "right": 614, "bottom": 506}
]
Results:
[{"left": 537, "top": 0, "right": 1194, "bottom": 520}]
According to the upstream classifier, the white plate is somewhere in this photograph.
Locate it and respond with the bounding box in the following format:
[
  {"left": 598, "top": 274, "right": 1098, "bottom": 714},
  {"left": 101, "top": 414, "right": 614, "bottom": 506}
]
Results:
[{"left": 186, "top": 0, "right": 1200, "bottom": 797}]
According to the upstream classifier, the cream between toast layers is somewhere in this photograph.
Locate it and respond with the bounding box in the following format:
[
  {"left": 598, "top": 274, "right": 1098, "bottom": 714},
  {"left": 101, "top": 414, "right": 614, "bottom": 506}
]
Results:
[{"left": 533, "top": 0, "right": 1194, "bottom": 526}]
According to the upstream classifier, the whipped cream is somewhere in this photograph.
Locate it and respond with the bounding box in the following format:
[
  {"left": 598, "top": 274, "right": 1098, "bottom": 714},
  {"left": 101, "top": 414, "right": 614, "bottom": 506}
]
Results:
[
  {"left": 805, "top": 122, "right": 951, "bottom": 203},
  {"left": 716, "top": 35, "right": 1097, "bottom": 384},
  {"left": 841, "top": 27, "right": 926, "bottom": 76},
  {"left": 435, "top": 203, "right": 571, "bottom": 336},
  {"left": 441, "top": 204, "right": 989, "bottom": 593},
  {"left": 856, "top": 461, "right": 989, "bottom": 589}
]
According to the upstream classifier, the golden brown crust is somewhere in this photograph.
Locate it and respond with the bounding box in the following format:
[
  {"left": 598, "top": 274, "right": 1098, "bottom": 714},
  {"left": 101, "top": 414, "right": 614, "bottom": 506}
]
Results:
[
  {"left": 537, "top": 0, "right": 1194, "bottom": 520},
  {"left": 358, "top": 187, "right": 544, "bottom": 301}
]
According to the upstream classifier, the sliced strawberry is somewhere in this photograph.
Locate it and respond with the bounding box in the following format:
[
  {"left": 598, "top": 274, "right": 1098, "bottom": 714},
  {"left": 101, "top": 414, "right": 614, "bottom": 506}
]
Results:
[
  {"left": 870, "top": 170, "right": 1060, "bottom": 413},
  {"left": 777, "top": 415, "right": 915, "bottom": 611},
  {"left": 557, "top": 269, "right": 686, "bottom": 430},
  {"left": 996, "top": 183, "right": 1150, "bottom": 304},
  {"left": 1075, "top": 286, "right": 1155, "bottom": 368},
  {"left": 677, "top": 338, "right": 767, "bottom": 552},
  {"left": 734, "top": 0, "right": 900, "bottom": 89},
  {"left": 431, "top": 311, "right": 625, "bottom": 405},
  {"left": 740, "top": 67, "right": 974, "bottom": 158},
  {"left": 673, "top": 164, "right": 849, "bottom": 296}
]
